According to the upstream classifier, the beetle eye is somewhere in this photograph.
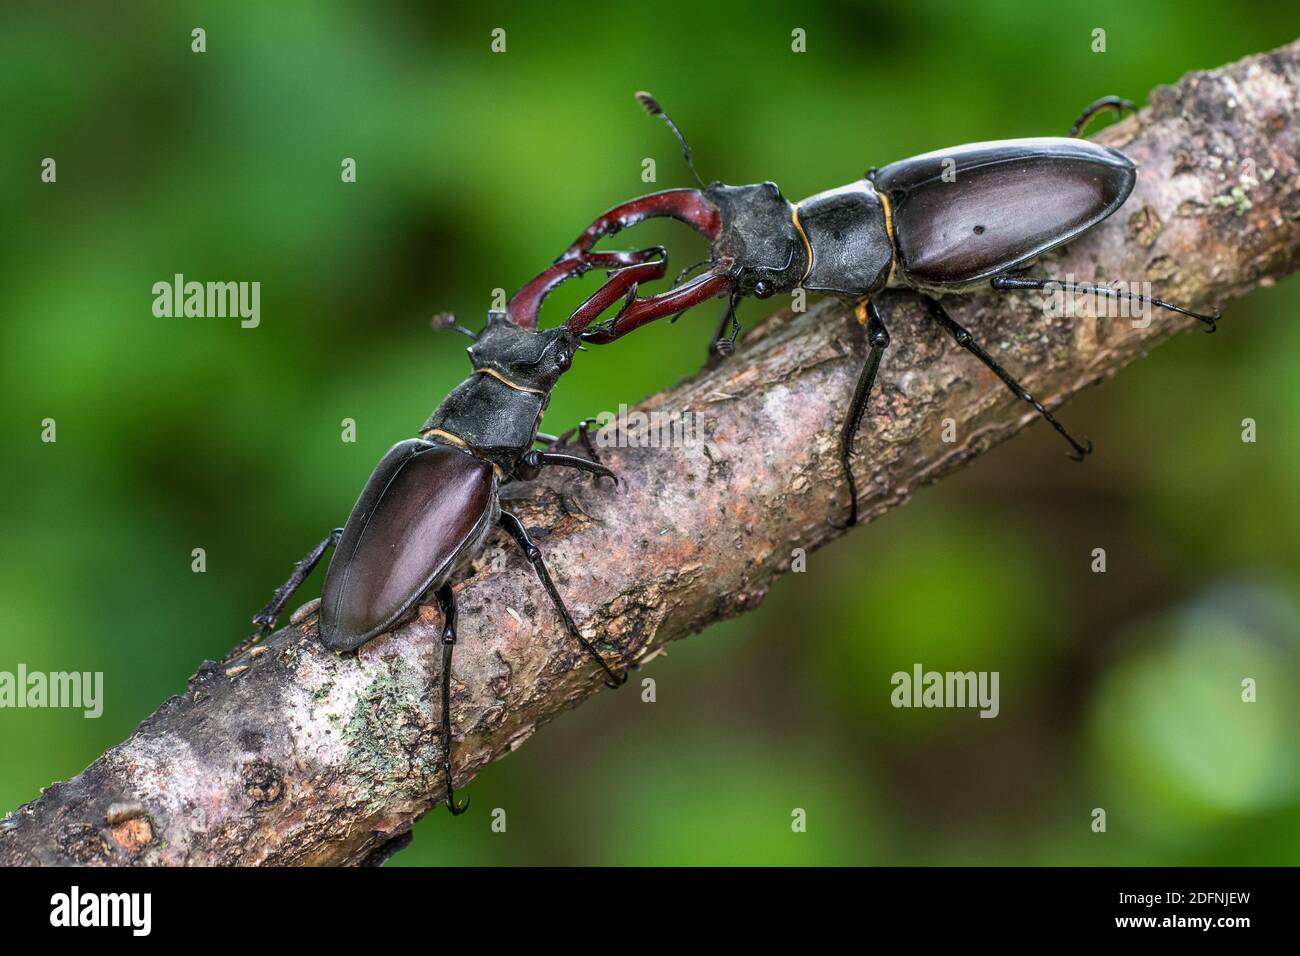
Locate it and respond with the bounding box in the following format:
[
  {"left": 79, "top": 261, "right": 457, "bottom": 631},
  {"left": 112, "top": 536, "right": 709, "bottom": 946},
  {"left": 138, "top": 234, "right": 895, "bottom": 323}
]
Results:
[{"left": 755, "top": 279, "right": 773, "bottom": 299}]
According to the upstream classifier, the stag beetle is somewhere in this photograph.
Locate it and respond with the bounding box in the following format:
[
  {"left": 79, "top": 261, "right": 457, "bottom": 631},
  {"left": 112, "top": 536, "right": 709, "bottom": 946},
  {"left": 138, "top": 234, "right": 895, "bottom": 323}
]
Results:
[
  {"left": 245, "top": 281, "right": 673, "bottom": 813},
  {"left": 513, "top": 93, "right": 1221, "bottom": 526}
]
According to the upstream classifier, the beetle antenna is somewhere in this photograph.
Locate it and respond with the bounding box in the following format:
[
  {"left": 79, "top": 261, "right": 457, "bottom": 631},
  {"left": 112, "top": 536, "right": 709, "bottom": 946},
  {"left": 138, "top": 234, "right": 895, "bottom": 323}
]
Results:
[
  {"left": 636, "top": 91, "right": 705, "bottom": 188},
  {"left": 431, "top": 312, "right": 478, "bottom": 339}
]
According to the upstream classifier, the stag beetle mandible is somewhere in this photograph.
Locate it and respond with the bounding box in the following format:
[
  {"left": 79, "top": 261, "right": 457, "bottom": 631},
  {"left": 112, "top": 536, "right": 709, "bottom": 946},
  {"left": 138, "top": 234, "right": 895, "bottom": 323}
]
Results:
[{"left": 515, "top": 93, "right": 1221, "bottom": 526}]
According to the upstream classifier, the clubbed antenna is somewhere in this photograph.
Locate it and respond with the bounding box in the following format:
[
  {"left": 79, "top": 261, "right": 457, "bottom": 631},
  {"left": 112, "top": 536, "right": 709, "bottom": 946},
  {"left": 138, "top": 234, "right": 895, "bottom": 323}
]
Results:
[
  {"left": 431, "top": 312, "right": 477, "bottom": 339},
  {"left": 635, "top": 90, "right": 705, "bottom": 188}
]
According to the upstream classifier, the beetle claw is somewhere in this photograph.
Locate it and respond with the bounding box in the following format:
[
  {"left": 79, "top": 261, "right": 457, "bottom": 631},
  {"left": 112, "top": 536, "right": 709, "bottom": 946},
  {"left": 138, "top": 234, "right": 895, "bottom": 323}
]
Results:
[
  {"left": 447, "top": 794, "right": 470, "bottom": 816},
  {"left": 826, "top": 513, "right": 857, "bottom": 532},
  {"left": 582, "top": 460, "right": 617, "bottom": 483}
]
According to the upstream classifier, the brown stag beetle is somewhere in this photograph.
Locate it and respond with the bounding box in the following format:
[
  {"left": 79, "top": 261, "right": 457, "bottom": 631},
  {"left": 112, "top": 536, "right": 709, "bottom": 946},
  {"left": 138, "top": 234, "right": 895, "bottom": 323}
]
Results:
[
  {"left": 246, "top": 287, "right": 673, "bottom": 814},
  {"left": 512, "top": 93, "right": 1221, "bottom": 527}
]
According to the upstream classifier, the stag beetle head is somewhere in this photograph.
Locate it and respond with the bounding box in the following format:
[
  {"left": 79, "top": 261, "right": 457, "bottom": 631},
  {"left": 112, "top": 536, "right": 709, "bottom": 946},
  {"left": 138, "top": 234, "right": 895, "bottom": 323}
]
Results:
[{"left": 467, "top": 312, "right": 580, "bottom": 392}]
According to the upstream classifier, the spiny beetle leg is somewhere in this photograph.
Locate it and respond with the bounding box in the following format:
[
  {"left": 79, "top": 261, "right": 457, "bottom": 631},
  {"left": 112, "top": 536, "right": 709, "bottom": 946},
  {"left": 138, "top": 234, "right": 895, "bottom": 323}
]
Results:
[
  {"left": 573, "top": 419, "right": 601, "bottom": 464},
  {"left": 990, "top": 274, "right": 1220, "bottom": 332},
  {"left": 540, "top": 417, "right": 604, "bottom": 469},
  {"left": 498, "top": 511, "right": 627, "bottom": 689},
  {"left": 434, "top": 583, "right": 469, "bottom": 816},
  {"left": 705, "top": 291, "right": 743, "bottom": 366},
  {"left": 921, "top": 294, "right": 1093, "bottom": 461},
  {"left": 539, "top": 450, "right": 618, "bottom": 486},
  {"left": 668, "top": 259, "right": 712, "bottom": 326},
  {"left": 1069, "top": 95, "right": 1137, "bottom": 138},
  {"left": 831, "top": 300, "right": 891, "bottom": 530},
  {"left": 248, "top": 527, "right": 344, "bottom": 640},
  {"left": 671, "top": 259, "right": 711, "bottom": 291},
  {"left": 517, "top": 449, "right": 617, "bottom": 486}
]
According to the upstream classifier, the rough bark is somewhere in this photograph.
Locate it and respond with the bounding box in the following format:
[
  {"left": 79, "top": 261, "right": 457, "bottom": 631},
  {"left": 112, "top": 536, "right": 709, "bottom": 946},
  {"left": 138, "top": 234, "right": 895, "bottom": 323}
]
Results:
[{"left": 3, "top": 41, "right": 1299, "bottom": 866}]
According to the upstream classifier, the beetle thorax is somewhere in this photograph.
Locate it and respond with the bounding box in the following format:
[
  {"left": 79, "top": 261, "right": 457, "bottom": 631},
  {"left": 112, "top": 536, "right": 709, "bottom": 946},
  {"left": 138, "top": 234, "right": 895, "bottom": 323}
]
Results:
[{"left": 419, "top": 314, "right": 579, "bottom": 472}]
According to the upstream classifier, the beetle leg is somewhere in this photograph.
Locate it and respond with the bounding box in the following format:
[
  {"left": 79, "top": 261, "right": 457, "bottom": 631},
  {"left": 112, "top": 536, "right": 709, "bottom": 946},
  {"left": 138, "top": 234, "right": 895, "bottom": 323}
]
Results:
[
  {"left": 571, "top": 419, "right": 602, "bottom": 463},
  {"left": 498, "top": 511, "right": 627, "bottom": 689},
  {"left": 706, "top": 290, "right": 743, "bottom": 364},
  {"left": 434, "top": 583, "right": 470, "bottom": 816},
  {"left": 534, "top": 421, "right": 611, "bottom": 487},
  {"left": 832, "top": 299, "right": 890, "bottom": 529},
  {"left": 525, "top": 449, "right": 618, "bottom": 486},
  {"left": 1069, "top": 95, "right": 1137, "bottom": 137},
  {"left": 921, "top": 294, "right": 1093, "bottom": 461},
  {"left": 671, "top": 258, "right": 712, "bottom": 291},
  {"left": 553, "top": 426, "right": 613, "bottom": 485},
  {"left": 539, "top": 417, "right": 603, "bottom": 462},
  {"left": 990, "top": 274, "right": 1220, "bottom": 332},
  {"left": 248, "top": 528, "right": 344, "bottom": 640}
]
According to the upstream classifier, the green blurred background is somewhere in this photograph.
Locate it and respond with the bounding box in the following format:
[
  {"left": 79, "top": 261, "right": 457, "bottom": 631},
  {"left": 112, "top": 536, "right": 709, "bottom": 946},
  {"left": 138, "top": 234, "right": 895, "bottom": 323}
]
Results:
[{"left": 1, "top": 1, "right": 1297, "bottom": 865}]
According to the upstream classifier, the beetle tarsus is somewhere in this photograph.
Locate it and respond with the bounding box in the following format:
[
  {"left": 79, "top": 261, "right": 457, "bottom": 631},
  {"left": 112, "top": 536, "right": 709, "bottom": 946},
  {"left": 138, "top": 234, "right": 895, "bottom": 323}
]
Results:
[
  {"left": 671, "top": 259, "right": 711, "bottom": 291},
  {"left": 989, "top": 274, "right": 1221, "bottom": 332},
  {"left": 921, "top": 294, "right": 1095, "bottom": 462},
  {"left": 247, "top": 527, "right": 344, "bottom": 642},
  {"left": 434, "top": 584, "right": 470, "bottom": 816},
  {"left": 704, "top": 292, "right": 743, "bottom": 365},
  {"left": 524, "top": 449, "right": 618, "bottom": 486},
  {"left": 833, "top": 300, "right": 891, "bottom": 529},
  {"left": 498, "top": 510, "right": 627, "bottom": 688},
  {"left": 541, "top": 418, "right": 608, "bottom": 481},
  {"left": 710, "top": 338, "right": 734, "bottom": 361},
  {"left": 1069, "top": 95, "right": 1137, "bottom": 138}
]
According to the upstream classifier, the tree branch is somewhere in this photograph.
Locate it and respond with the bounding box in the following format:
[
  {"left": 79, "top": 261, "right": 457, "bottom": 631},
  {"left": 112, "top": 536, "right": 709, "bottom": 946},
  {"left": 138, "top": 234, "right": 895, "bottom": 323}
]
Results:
[{"left": 4, "top": 40, "right": 1299, "bottom": 865}]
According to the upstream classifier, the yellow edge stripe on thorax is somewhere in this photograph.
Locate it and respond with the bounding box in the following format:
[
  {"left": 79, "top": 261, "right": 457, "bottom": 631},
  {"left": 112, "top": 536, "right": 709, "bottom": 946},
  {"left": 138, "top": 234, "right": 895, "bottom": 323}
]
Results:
[
  {"left": 877, "top": 189, "right": 895, "bottom": 246},
  {"left": 876, "top": 187, "right": 899, "bottom": 288},
  {"left": 420, "top": 428, "right": 505, "bottom": 478},
  {"left": 791, "top": 205, "right": 813, "bottom": 283},
  {"left": 475, "top": 366, "right": 546, "bottom": 395},
  {"left": 421, "top": 427, "right": 467, "bottom": 447}
]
